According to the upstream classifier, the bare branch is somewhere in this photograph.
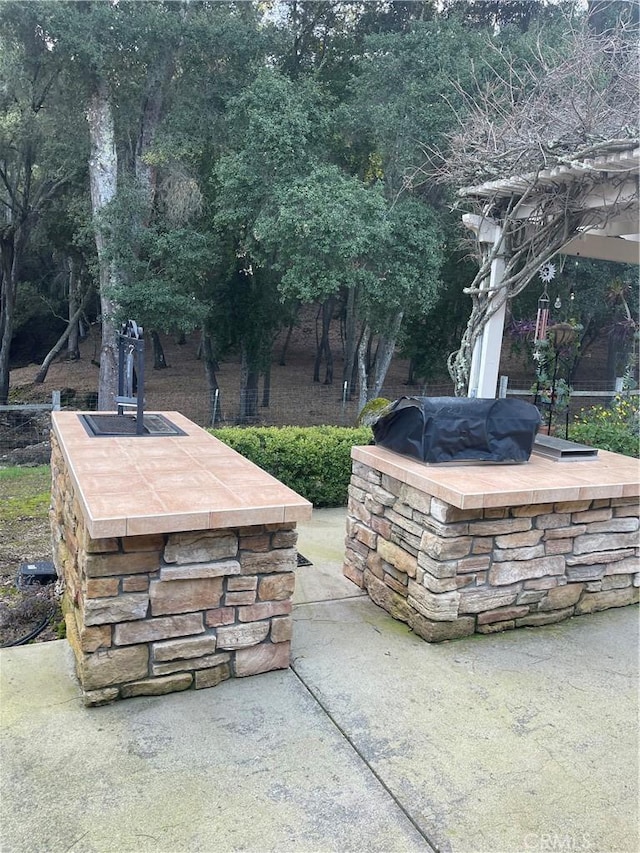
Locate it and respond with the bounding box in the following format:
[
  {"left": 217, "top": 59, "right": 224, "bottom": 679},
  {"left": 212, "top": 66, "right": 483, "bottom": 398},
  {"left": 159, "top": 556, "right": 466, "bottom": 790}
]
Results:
[{"left": 415, "top": 18, "right": 638, "bottom": 395}]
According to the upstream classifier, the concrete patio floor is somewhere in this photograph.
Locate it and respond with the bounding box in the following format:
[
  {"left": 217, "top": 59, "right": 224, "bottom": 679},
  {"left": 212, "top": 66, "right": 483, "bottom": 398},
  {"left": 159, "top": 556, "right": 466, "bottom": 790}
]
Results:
[{"left": 1, "top": 507, "right": 638, "bottom": 853}]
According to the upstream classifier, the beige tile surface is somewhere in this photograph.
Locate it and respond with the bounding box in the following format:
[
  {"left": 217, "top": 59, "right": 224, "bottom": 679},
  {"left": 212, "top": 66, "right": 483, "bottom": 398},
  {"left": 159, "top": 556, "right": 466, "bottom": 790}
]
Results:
[
  {"left": 52, "top": 411, "right": 312, "bottom": 538},
  {"left": 353, "top": 445, "right": 640, "bottom": 509}
]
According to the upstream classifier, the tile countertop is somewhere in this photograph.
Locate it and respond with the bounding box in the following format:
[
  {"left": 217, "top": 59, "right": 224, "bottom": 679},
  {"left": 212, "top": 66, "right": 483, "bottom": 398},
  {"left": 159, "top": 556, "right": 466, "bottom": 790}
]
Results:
[
  {"left": 51, "top": 411, "right": 312, "bottom": 539},
  {"left": 353, "top": 444, "right": 640, "bottom": 510}
]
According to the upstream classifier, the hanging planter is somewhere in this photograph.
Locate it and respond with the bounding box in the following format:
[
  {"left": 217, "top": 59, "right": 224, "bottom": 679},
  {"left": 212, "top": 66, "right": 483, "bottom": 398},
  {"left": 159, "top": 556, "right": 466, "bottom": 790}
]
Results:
[{"left": 547, "top": 321, "right": 578, "bottom": 351}]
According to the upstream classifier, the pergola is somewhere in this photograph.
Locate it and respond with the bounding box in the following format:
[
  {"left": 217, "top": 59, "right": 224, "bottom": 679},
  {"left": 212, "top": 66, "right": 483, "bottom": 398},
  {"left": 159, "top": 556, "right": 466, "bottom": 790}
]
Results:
[{"left": 457, "top": 143, "right": 640, "bottom": 398}]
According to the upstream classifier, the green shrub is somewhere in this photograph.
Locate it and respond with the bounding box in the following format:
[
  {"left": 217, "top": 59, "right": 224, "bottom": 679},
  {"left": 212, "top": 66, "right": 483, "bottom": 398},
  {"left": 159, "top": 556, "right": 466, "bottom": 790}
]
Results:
[
  {"left": 210, "top": 425, "right": 372, "bottom": 507},
  {"left": 569, "top": 393, "right": 639, "bottom": 458}
]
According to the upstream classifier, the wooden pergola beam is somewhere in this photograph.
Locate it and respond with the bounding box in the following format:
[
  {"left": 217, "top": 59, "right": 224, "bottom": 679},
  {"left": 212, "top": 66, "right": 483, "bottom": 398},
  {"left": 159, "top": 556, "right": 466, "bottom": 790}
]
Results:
[{"left": 461, "top": 145, "right": 639, "bottom": 398}]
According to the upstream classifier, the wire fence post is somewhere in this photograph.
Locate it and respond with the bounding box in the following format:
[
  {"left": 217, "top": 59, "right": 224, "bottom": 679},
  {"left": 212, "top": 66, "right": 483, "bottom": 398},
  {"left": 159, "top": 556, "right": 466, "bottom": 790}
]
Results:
[
  {"left": 341, "top": 381, "right": 348, "bottom": 425},
  {"left": 212, "top": 388, "right": 219, "bottom": 427},
  {"left": 498, "top": 375, "right": 508, "bottom": 399}
]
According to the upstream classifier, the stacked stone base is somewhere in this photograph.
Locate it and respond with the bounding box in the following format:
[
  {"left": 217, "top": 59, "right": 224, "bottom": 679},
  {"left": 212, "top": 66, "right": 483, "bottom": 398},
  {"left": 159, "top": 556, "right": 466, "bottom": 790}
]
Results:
[
  {"left": 344, "top": 461, "right": 639, "bottom": 642},
  {"left": 51, "top": 438, "right": 296, "bottom": 705}
]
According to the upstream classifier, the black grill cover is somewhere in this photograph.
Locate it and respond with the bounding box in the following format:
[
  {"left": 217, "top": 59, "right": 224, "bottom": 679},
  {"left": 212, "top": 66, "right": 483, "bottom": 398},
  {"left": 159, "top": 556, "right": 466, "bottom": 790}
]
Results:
[{"left": 372, "top": 397, "right": 541, "bottom": 464}]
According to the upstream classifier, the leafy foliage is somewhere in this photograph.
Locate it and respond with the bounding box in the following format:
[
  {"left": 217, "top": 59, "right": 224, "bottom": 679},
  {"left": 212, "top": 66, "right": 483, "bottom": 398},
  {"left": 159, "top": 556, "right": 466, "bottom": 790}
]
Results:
[
  {"left": 211, "top": 425, "right": 372, "bottom": 506},
  {"left": 398, "top": 226, "right": 476, "bottom": 383},
  {"left": 570, "top": 393, "right": 639, "bottom": 458},
  {"left": 254, "top": 164, "right": 387, "bottom": 303},
  {"left": 350, "top": 18, "right": 486, "bottom": 193},
  {"left": 102, "top": 183, "right": 216, "bottom": 333},
  {"left": 5, "top": 0, "right": 626, "bottom": 416}
]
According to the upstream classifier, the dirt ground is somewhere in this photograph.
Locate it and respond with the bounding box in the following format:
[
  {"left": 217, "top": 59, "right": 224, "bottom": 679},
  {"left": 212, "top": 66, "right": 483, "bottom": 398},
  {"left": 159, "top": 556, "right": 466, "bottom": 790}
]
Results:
[{"left": 8, "top": 308, "right": 430, "bottom": 428}]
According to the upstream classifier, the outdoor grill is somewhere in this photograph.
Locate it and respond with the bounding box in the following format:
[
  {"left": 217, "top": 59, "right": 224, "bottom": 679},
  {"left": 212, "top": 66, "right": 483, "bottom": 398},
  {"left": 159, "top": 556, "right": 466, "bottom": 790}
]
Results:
[{"left": 372, "top": 396, "right": 541, "bottom": 464}]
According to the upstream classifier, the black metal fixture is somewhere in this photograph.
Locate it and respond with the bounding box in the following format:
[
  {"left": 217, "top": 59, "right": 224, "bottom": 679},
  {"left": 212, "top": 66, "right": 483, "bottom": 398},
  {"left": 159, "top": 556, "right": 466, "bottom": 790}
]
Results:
[
  {"left": 79, "top": 320, "right": 185, "bottom": 437},
  {"left": 117, "top": 320, "right": 145, "bottom": 434}
]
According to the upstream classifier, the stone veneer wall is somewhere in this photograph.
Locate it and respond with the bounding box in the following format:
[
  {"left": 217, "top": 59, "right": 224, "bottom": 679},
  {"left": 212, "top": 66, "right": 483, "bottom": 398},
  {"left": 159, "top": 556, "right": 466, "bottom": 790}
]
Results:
[
  {"left": 344, "top": 460, "right": 639, "bottom": 642},
  {"left": 51, "top": 435, "right": 296, "bottom": 706}
]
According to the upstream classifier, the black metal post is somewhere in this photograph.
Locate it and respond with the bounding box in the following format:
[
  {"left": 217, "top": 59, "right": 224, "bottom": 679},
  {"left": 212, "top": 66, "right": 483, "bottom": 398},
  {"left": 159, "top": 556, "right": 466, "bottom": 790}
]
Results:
[
  {"left": 135, "top": 337, "right": 144, "bottom": 435},
  {"left": 116, "top": 321, "right": 145, "bottom": 433},
  {"left": 117, "top": 335, "right": 126, "bottom": 416}
]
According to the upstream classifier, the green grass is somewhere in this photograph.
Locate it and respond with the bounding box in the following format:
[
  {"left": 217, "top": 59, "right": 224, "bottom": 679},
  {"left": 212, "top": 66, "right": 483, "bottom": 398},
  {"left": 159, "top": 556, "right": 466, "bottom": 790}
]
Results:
[{"left": 0, "top": 465, "right": 51, "bottom": 521}]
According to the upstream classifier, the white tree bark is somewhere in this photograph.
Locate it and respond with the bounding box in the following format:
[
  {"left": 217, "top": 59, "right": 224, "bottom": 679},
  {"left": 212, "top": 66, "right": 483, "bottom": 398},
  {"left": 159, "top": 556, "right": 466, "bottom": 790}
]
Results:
[
  {"left": 371, "top": 310, "right": 403, "bottom": 399},
  {"left": 87, "top": 77, "right": 119, "bottom": 410},
  {"left": 357, "top": 323, "right": 371, "bottom": 414},
  {"left": 357, "top": 310, "right": 404, "bottom": 414},
  {"left": 66, "top": 255, "right": 81, "bottom": 359}
]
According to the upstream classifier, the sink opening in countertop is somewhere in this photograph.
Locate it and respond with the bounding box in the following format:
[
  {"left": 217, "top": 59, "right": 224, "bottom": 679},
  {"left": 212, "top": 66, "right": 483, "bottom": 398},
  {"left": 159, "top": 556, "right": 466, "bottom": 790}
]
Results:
[{"left": 79, "top": 413, "right": 186, "bottom": 438}]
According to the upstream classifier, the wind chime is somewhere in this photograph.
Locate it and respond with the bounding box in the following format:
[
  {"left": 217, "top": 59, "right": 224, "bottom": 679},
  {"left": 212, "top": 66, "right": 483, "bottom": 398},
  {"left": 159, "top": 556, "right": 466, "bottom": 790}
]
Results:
[
  {"left": 534, "top": 261, "right": 555, "bottom": 342},
  {"left": 533, "top": 260, "right": 575, "bottom": 438},
  {"left": 534, "top": 285, "right": 550, "bottom": 342}
]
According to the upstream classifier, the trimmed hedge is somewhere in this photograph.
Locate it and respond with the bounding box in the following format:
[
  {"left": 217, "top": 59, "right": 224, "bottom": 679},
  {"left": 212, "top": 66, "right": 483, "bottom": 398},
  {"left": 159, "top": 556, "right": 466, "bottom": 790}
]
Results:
[{"left": 210, "top": 425, "right": 372, "bottom": 507}]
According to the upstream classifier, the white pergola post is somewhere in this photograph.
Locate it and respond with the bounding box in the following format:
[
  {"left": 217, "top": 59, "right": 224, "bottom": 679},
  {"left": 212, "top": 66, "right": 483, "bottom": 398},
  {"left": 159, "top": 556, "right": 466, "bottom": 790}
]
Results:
[
  {"left": 463, "top": 215, "right": 507, "bottom": 399},
  {"left": 468, "top": 254, "right": 507, "bottom": 398}
]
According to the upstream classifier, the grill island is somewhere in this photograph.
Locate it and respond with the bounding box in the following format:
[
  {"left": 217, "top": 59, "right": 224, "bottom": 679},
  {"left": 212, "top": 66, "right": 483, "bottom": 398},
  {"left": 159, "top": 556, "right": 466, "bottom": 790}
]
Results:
[
  {"left": 50, "top": 410, "right": 311, "bottom": 705},
  {"left": 344, "top": 441, "right": 639, "bottom": 642}
]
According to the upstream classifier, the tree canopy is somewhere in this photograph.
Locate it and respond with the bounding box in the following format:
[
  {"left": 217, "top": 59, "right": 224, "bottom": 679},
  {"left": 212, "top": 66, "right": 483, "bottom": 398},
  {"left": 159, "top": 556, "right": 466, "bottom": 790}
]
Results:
[{"left": 2, "top": 0, "right": 635, "bottom": 412}]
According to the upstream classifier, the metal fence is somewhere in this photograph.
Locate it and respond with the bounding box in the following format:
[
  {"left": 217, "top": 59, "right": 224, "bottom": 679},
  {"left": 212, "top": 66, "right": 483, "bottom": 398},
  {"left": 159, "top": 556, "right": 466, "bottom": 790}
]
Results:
[
  {"left": 157, "top": 381, "right": 457, "bottom": 429},
  {"left": 1, "top": 381, "right": 630, "bottom": 463},
  {"left": 0, "top": 393, "right": 60, "bottom": 464}
]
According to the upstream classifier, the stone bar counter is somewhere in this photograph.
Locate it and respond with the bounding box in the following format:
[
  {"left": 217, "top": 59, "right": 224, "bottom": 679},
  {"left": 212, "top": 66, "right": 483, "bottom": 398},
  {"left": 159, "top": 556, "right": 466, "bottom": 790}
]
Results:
[
  {"left": 344, "top": 445, "right": 639, "bottom": 642},
  {"left": 50, "top": 411, "right": 311, "bottom": 706}
]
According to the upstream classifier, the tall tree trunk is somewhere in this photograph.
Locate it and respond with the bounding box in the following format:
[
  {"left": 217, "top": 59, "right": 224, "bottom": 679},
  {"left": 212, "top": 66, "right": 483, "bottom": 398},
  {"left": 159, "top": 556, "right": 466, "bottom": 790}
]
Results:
[
  {"left": 324, "top": 340, "right": 334, "bottom": 385},
  {"left": 322, "top": 296, "right": 334, "bottom": 385},
  {"left": 151, "top": 330, "right": 168, "bottom": 369},
  {"left": 357, "top": 310, "right": 404, "bottom": 411},
  {"left": 0, "top": 230, "right": 20, "bottom": 406},
  {"left": 371, "top": 311, "right": 403, "bottom": 399},
  {"left": 239, "top": 341, "right": 259, "bottom": 422},
  {"left": 357, "top": 324, "right": 371, "bottom": 415},
  {"left": 67, "top": 255, "right": 81, "bottom": 360},
  {"left": 313, "top": 302, "right": 323, "bottom": 382},
  {"left": 135, "top": 54, "right": 174, "bottom": 216},
  {"left": 34, "top": 283, "right": 94, "bottom": 384},
  {"left": 342, "top": 285, "right": 358, "bottom": 398},
  {"left": 606, "top": 327, "right": 626, "bottom": 385},
  {"left": 313, "top": 296, "right": 335, "bottom": 384},
  {"left": 0, "top": 279, "right": 15, "bottom": 406},
  {"left": 262, "top": 363, "right": 271, "bottom": 408},
  {"left": 87, "top": 77, "right": 119, "bottom": 410},
  {"left": 279, "top": 318, "right": 295, "bottom": 366},
  {"left": 201, "top": 329, "right": 222, "bottom": 425},
  {"left": 406, "top": 358, "right": 417, "bottom": 386},
  {"left": 350, "top": 332, "right": 360, "bottom": 397},
  {"left": 0, "top": 132, "right": 34, "bottom": 405}
]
